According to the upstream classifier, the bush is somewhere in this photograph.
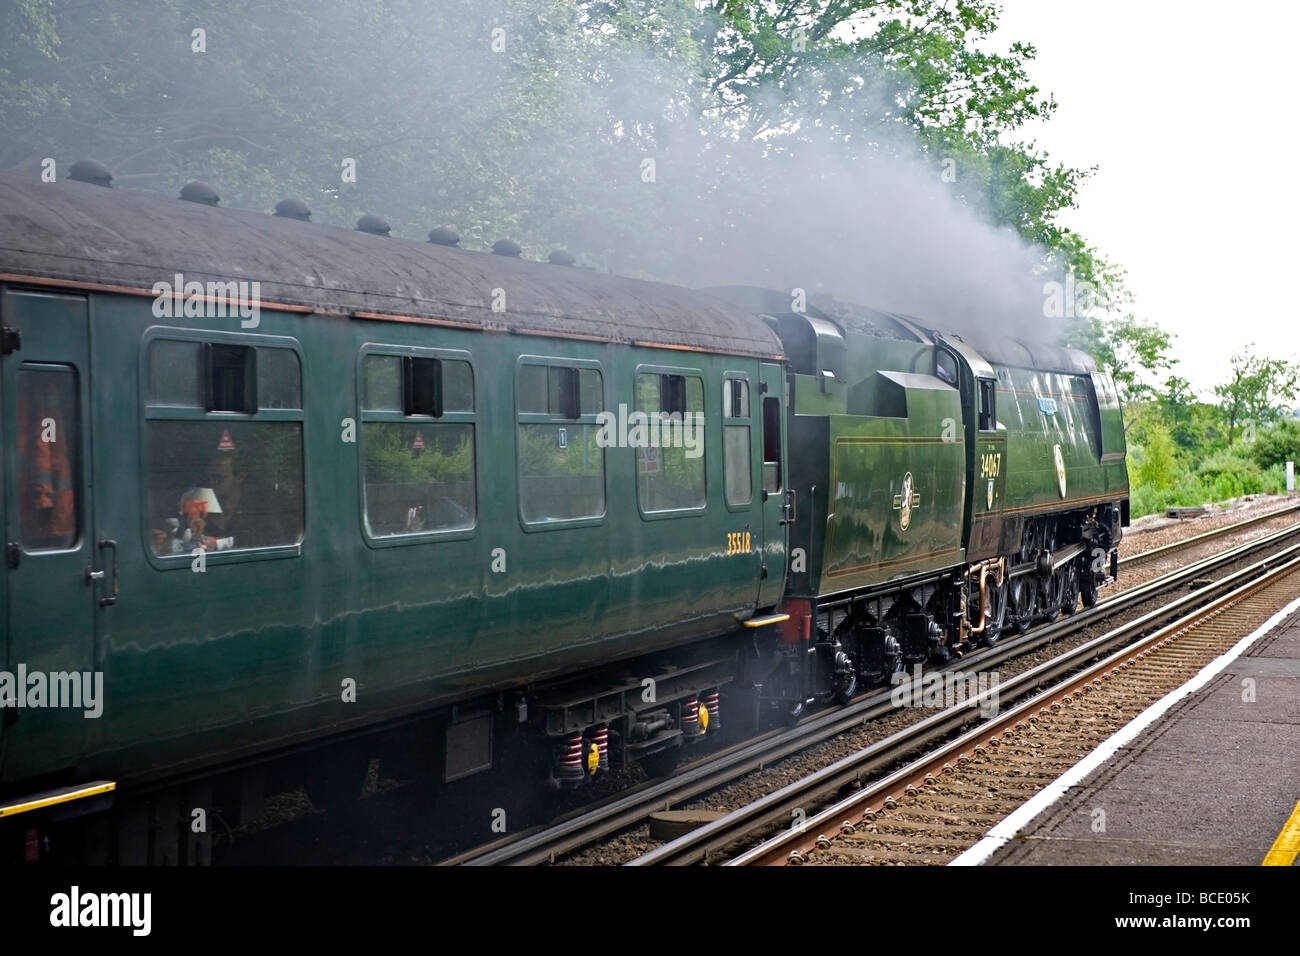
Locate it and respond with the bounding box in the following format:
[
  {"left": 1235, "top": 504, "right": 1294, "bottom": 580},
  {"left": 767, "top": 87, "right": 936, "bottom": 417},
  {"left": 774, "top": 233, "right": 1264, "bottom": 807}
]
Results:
[
  {"left": 1261, "top": 463, "right": 1288, "bottom": 494},
  {"left": 1133, "top": 423, "right": 1178, "bottom": 492},
  {"left": 1196, "top": 452, "right": 1264, "bottom": 498},
  {"left": 1248, "top": 419, "right": 1300, "bottom": 470}
]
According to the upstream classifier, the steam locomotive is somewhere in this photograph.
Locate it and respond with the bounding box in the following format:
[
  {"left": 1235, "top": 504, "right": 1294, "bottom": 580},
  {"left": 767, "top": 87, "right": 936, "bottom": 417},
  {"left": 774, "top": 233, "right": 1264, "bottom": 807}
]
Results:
[{"left": 0, "top": 167, "right": 1126, "bottom": 862}]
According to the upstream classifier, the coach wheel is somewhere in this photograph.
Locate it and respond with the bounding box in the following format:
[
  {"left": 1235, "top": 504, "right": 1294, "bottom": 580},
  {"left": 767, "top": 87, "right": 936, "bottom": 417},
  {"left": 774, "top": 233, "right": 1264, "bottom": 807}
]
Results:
[
  {"left": 303, "top": 743, "right": 371, "bottom": 815},
  {"left": 641, "top": 745, "right": 682, "bottom": 778},
  {"left": 833, "top": 668, "right": 858, "bottom": 706}
]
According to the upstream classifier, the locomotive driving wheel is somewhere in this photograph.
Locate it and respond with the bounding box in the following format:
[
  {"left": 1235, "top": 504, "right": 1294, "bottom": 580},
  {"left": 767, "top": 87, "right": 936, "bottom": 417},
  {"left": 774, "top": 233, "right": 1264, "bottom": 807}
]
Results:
[
  {"left": 981, "top": 574, "right": 1009, "bottom": 646},
  {"left": 1060, "top": 562, "right": 1081, "bottom": 616},
  {"left": 1080, "top": 560, "right": 1100, "bottom": 607},
  {"left": 1008, "top": 575, "right": 1038, "bottom": 634},
  {"left": 1040, "top": 567, "right": 1065, "bottom": 623}
]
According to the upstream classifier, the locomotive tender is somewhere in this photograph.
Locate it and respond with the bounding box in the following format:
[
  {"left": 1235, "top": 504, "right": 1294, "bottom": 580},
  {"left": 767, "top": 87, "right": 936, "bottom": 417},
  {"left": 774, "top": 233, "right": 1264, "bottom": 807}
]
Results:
[{"left": 0, "top": 170, "right": 1126, "bottom": 862}]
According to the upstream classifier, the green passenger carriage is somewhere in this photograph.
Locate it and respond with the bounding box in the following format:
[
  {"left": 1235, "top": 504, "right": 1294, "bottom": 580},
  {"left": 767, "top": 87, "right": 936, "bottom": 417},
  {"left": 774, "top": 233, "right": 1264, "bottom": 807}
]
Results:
[{"left": 0, "top": 170, "right": 1126, "bottom": 863}]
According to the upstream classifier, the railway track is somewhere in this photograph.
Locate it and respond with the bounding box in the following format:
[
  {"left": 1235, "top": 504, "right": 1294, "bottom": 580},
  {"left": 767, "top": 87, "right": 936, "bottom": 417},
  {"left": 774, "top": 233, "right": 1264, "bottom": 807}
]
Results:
[
  {"left": 1117, "top": 501, "right": 1300, "bottom": 572},
  {"left": 446, "top": 517, "right": 1300, "bottom": 866},
  {"left": 727, "top": 543, "right": 1300, "bottom": 866}
]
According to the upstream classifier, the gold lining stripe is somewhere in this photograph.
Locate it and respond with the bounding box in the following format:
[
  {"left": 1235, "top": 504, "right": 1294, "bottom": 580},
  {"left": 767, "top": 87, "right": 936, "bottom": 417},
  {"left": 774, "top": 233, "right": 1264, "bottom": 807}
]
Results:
[
  {"left": 998, "top": 493, "right": 1121, "bottom": 516},
  {"left": 825, "top": 546, "right": 963, "bottom": 578},
  {"left": 0, "top": 781, "right": 116, "bottom": 818},
  {"left": 835, "top": 437, "right": 954, "bottom": 445}
]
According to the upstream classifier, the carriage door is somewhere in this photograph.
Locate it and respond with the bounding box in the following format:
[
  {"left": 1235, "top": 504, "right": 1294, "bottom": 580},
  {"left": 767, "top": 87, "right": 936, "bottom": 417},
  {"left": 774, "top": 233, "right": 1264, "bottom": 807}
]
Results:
[
  {"left": 1, "top": 289, "right": 100, "bottom": 767},
  {"left": 756, "top": 362, "right": 787, "bottom": 608}
]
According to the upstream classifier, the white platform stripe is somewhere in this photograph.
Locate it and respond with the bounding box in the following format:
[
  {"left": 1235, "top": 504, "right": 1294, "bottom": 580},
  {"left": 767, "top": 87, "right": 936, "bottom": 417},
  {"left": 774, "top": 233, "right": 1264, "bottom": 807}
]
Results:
[{"left": 950, "top": 593, "right": 1300, "bottom": 866}]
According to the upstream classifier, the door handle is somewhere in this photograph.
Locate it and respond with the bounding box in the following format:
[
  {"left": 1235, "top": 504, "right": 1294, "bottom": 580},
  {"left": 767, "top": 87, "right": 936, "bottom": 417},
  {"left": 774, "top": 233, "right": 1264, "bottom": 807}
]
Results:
[
  {"left": 781, "top": 489, "right": 797, "bottom": 525},
  {"left": 96, "top": 538, "right": 118, "bottom": 607}
]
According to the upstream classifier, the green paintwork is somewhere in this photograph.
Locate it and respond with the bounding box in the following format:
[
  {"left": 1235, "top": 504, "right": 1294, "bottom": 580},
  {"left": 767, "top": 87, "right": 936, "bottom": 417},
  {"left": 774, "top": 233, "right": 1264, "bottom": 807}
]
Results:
[
  {"left": 784, "top": 336, "right": 966, "bottom": 598},
  {"left": 989, "top": 365, "right": 1128, "bottom": 519},
  {"left": 0, "top": 285, "right": 785, "bottom": 788},
  {"left": 1, "top": 291, "right": 98, "bottom": 778},
  {"left": 782, "top": 326, "right": 1127, "bottom": 602}
]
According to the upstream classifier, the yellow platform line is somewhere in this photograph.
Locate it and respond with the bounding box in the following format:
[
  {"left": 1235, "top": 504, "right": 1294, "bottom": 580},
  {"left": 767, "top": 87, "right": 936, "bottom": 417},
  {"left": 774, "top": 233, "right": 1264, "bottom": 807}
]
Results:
[{"left": 1262, "top": 800, "right": 1300, "bottom": 866}]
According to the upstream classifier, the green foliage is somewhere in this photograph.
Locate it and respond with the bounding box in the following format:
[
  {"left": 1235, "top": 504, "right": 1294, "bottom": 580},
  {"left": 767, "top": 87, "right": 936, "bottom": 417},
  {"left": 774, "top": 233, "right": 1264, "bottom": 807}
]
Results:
[
  {"left": 0, "top": 0, "right": 1108, "bottom": 284},
  {"left": 1132, "top": 421, "right": 1176, "bottom": 492},
  {"left": 517, "top": 424, "right": 602, "bottom": 478},
  {"left": 1065, "top": 313, "right": 1172, "bottom": 420},
  {"left": 1195, "top": 452, "right": 1265, "bottom": 500},
  {"left": 1248, "top": 419, "right": 1300, "bottom": 470},
  {"left": 365, "top": 424, "right": 473, "bottom": 484},
  {"left": 1215, "top": 347, "right": 1300, "bottom": 446},
  {"left": 1126, "top": 396, "right": 1294, "bottom": 518}
]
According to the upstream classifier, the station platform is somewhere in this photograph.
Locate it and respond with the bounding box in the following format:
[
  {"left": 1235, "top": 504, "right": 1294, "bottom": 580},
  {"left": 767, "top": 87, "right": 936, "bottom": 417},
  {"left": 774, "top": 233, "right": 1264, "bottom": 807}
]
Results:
[{"left": 955, "top": 595, "right": 1300, "bottom": 866}]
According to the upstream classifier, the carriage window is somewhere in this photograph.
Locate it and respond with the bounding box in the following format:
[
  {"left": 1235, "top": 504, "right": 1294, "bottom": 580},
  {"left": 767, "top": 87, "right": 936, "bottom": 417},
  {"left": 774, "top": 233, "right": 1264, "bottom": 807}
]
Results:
[
  {"left": 16, "top": 365, "right": 80, "bottom": 551},
  {"left": 724, "top": 378, "right": 751, "bottom": 507},
  {"left": 147, "top": 421, "right": 304, "bottom": 554},
  {"left": 361, "top": 352, "right": 476, "bottom": 537},
  {"left": 145, "top": 338, "right": 304, "bottom": 558},
  {"left": 205, "top": 343, "right": 255, "bottom": 413},
  {"left": 404, "top": 356, "right": 442, "bottom": 417},
  {"left": 364, "top": 354, "right": 402, "bottom": 411},
  {"left": 636, "top": 371, "right": 705, "bottom": 513},
  {"left": 258, "top": 348, "right": 302, "bottom": 410},
  {"left": 150, "top": 340, "right": 200, "bottom": 405},
  {"left": 517, "top": 361, "right": 604, "bottom": 524}
]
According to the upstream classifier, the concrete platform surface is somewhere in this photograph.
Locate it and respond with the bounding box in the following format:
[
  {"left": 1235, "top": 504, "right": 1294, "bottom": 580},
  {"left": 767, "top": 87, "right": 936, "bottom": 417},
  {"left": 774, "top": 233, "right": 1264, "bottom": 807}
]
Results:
[{"left": 952, "top": 596, "right": 1300, "bottom": 866}]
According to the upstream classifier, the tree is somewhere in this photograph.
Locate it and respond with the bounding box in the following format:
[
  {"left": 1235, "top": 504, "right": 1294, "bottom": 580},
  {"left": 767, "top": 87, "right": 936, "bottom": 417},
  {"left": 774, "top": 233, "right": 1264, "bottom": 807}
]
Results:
[
  {"left": 1133, "top": 420, "right": 1177, "bottom": 493},
  {"left": 1214, "top": 346, "right": 1300, "bottom": 447},
  {"left": 1069, "top": 313, "right": 1174, "bottom": 429},
  {"left": 0, "top": 0, "right": 1109, "bottom": 288},
  {"left": 1160, "top": 374, "right": 1204, "bottom": 450}
]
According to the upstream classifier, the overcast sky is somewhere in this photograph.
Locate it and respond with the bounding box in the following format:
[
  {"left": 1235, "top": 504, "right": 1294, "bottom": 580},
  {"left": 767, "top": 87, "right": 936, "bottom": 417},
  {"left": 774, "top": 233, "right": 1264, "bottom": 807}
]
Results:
[{"left": 991, "top": 0, "right": 1299, "bottom": 400}]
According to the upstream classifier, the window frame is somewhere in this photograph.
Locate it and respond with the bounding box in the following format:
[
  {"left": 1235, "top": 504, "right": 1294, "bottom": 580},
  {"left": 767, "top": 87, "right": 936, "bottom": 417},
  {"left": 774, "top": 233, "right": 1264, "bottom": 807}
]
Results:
[
  {"left": 357, "top": 343, "right": 478, "bottom": 548},
  {"left": 761, "top": 394, "right": 783, "bottom": 496},
  {"left": 15, "top": 362, "right": 83, "bottom": 553},
  {"left": 633, "top": 362, "right": 707, "bottom": 521},
  {"left": 139, "top": 326, "right": 306, "bottom": 569},
  {"left": 515, "top": 354, "right": 607, "bottom": 532},
  {"left": 978, "top": 378, "right": 998, "bottom": 432},
  {"left": 722, "top": 371, "right": 753, "bottom": 512}
]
